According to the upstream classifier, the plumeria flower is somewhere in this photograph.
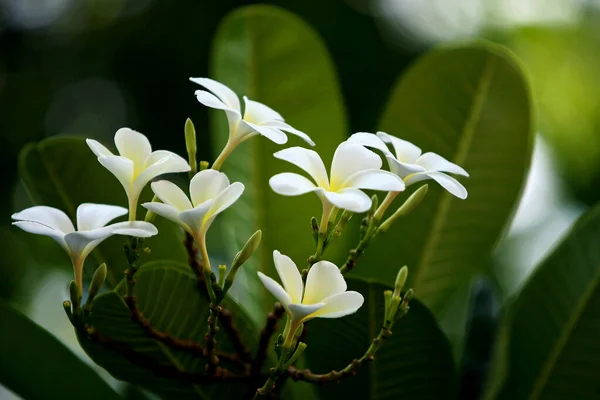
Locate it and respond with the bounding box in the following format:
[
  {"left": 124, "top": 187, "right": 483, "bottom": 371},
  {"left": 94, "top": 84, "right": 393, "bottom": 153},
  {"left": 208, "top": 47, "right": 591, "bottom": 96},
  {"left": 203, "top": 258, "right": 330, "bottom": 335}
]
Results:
[
  {"left": 141, "top": 169, "right": 244, "bottom": 269},
  {"left": 190, "top": 77, "right": 314, "bottom": 169},
  {"left": 269, "top": 142, "right": 405, "bottom": 216},
  {"left": 86, "top": 128, "right": 190, "bottom": 220},
  {"left": 258, "top": 251, "right": 364, "bottom": 342},
  {"left": 348, "top": 131, "right": 469, "bottom": 199},
  {"left": 12, "top": 204, "right": 158, "bottom": 293}
]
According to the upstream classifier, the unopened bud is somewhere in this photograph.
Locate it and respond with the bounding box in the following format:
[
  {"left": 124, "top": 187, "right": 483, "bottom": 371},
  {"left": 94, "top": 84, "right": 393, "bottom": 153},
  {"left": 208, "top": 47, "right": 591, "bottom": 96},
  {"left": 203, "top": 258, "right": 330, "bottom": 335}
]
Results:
[
  {"left": 311, "top": 217, "right": 319, "bottom": 243},
  {"left": 223, "top": 230, "right": 262, "bottom": 293},
  {"left": 403, "top": 288, "right": 414, "bottom": 305},
  {"left": 393, "top": 266, "right": 408, "bottom": 299},
  {"left": 368, "top": 194, "right": 379, "bottom": 217},
  {"left": 199, "top": 161, "right": 209, "bottom": 171},
  {"left": 379, "top": 185, "right": 428, "bottom": 233},
  {"left": 85, "top": 263, "right": 107, "bottom": 312},
  {"left": 284, "top": 342, "right": 307, "bottom": 368},
  {"left": 185, "top": 118, "right": 198, "bottom": 175},
  {"left": 69, "top": 280, "right": 80, "bottom": 312},
  {"left": 383, "top": 290, "right": 392, "bottom": 321},
  {"left": 144, "top": 195, "right": 159, "bottom": 223},
  {"left": 218, "top": 265, "right": 227, "bottom": 287}
]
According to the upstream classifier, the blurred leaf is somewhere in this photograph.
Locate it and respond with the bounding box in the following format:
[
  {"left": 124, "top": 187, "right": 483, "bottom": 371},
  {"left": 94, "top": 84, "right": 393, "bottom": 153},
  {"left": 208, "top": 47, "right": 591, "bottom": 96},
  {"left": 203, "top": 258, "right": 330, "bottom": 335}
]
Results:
[
  {"left": 303, "top": 279, "right": 456, "bottom": 399},
  {"left": 19, "top": 137, "right": 188, "bottom": 287},
  {"left": 0, "top": 299, "right": 119, "bottom": 400},
  {"left": 210, "top": 4, "right": 349, "bottom": 317},
  {"left": 352, "top": 44, "right": 533, "bottom": 323},
  {"left": 486, "top": 204, "right": 600, "bottom": 399},
  {"left": 81, "top": 260, "right": 258, "bottom": 399}
]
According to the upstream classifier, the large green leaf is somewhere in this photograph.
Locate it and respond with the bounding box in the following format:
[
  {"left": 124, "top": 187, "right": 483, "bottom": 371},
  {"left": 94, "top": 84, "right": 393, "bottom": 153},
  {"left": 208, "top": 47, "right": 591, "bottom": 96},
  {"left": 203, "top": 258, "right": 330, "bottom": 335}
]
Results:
[
  {"left": 80, "top": 260, "right": 259, "bottom": 399},
  {"left": 19, "top": 137, "right": 188, "bottom": 287},
  {"left": 302, "top": 279, "right": 455, "bottom": 399},
  {"left": 209, "top": 4, "right": 349, "bottom": 316},
  {"left": 0, "top": 300, "right": 120, "bottom": 400},
  {"left": 352, "top": 44, "right": 533, "bottom": 320},
  {"left": 486, "top": 204, "right": 600, "bottom": 399}
]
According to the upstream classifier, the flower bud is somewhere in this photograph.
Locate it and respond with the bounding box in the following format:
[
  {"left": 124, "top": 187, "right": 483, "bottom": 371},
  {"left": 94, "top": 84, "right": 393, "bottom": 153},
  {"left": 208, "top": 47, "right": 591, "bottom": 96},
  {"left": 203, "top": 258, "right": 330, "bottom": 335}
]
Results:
[
  {"left": 199, "top": 161, "right": 209, "bottom": 171},
  {"left": 393, "top": 266, "right": 408, "bottom": 299},
  {"left": 85, "top": 263, "right": 107, "bottom": 311},
  {"left": 223, "top": 230, "right": 262, "bottom": 294},
  {"left": 379, "top": 184, "right": 428, "bottom": 233},
  {"left": 185, "top": 118, "right": 197, "bottom": 175},
  {"left": 144, "top": 195, "right": 159, "bottom": 223},
  {"left": 284, "top": 342, "right": 307, "bottom": 368},
  {"left": 218, "top": 264, "right": 227, "bottom": 287},
  {"left": 69, "top": 280, "right": 80, "bottom": 312}
]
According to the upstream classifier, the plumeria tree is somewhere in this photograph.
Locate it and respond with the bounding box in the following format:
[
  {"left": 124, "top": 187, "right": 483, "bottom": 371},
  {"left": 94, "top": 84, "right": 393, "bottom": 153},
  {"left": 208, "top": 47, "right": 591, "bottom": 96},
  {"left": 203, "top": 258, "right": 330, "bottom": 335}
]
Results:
[{"left": 17, "top": 5, "right": 600, "bottom": 400}]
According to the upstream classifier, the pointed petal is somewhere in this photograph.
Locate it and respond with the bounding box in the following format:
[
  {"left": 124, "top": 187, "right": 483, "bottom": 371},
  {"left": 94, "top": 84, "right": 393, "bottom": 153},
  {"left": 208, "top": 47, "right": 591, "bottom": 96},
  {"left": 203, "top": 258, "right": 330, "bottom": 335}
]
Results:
[
  {"left": 416, "top": 152, "right": 469, "bottom": 176},
  {"left": 303, "top": 260, "right": 346, "bottom": 304},
  {"left": 347, "top": 132, "right": 392, "bottom": 156},
  {"left": 273, "top": 147, "right": 329, "bottom": 188},
  {"left": 377, "top": 131, "right": 421, "bottom": 163},
  {"left": 206, "top": 182, "right": 245, "bottom": 221},
  {"left": 269, "top": 173, "right": 319, "bottom": 196},
  {"left": 179, "top": 200, "right": 214, "bottom": 235},
  {"left": 98, "top": 156, "right": 134, "bottom": 194},
  {"left": 145, "top": 150, "right": 189, "bottom": 170},
  {"left": 406, "top": 171, "right": 468, "bottom": 199},
  {"left": 142, "top": 202, "right": 188, "bottom": 231},
  {"left": 309, "top": 291, "right": 364, "bottom": 319},
  {"left": 86, "top": 138, "right": 114, "bottom": 157},
  {"left": 12, "top": 221, "right": 68, "bottom": 251},
  {"left": 134, "top": 152, "right": 191, "bottom": 196},
  {"left": 322, "top": 188, "right": 372, "bottom": 213},
  {"left": 273, "top": 250, "right": 303, "bottom": 304},
  {"left": 262, "top": 120, "right": 315, "bottom": 146},
  {"left": 243, "top": 121, "right": 288, "bottom": 145},
  {"left": 342, "top": 169, "right": 405, "bottom": 192},
  {"left": 288, "top": 303, "right": 325, "bottom": 324},
  {"left": 190, "top": 77, "right": 241, "bottom": 112},
  {"left": 114, "top": 128, "right": 152, "bottom": 170},
  {"left": 243, "top": 96, "right": 284, "bottom": 122},
  {"left": 189, "top": 169, "right": 230, "bottom": 206},
  {"left": 330, "top": 142, "right": 381, "bottom": 189},
  {"left": 150, "top": 181, "right": 192, "bottom": 211},
  {"left": 76, "top": 203, "right": 127, "bottom": 231},
  {"left": 108, "top": 221, "right": 159, "bottom": 237},
  {"left": 194, "top": 90, "right": 242, "bottom": 130},
  {"left": 12, "top": 206, "right": 74, "bottom": 234},
  {"left": 257, "top": 272, "right": 292, "bottom": 307},
  {"left": 386, "top": 155, "right": 426, "bottom": 179}
]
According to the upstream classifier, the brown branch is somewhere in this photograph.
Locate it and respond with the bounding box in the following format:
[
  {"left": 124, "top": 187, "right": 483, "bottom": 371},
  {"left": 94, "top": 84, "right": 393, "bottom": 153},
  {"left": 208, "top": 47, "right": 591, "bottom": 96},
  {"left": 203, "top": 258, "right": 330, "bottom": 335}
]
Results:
[
  {"left": 184, "top": 233, "right": 204, "bottom": 281},
  {"left": 251, "top": 303, "right": 285, "bottom": 376},
  {"left": 220, "top": 308, "right": 253, "bottom": 363},
  {"left": 205, "top": 303, "right": 222, "bottom": 374}
]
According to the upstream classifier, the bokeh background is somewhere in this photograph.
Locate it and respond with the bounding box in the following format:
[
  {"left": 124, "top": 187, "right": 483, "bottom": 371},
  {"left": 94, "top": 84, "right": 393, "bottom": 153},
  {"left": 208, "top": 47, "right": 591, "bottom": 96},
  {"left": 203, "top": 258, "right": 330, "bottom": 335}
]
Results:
[{"left": 1, "top": 0, "right": 599, "bottom": 397}]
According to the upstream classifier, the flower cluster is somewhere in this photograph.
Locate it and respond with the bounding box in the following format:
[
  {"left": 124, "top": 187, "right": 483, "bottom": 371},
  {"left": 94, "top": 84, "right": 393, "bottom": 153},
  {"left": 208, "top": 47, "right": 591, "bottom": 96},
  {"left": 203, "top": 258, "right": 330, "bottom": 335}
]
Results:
[{"left": 12, "top": 78, "right": 468, "bottom": 393}]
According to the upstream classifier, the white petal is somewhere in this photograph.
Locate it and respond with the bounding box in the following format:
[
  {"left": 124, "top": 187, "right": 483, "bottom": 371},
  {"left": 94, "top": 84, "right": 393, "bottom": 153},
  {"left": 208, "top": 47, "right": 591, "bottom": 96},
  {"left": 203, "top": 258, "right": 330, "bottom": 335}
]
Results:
[
  {"left": 288, "top": 303, "right": 325, "bottom": 324},
  {"left": 322, "top": 188, "right": 372, "bottom": 213},
  {"left": 189, "top": 169, "right": 230, "bottom": 206},
  {"left": 262, "top": 120, "right": 315, "bottom": 146},
  {"left": 406, "top": 171, "right": 468, "bottom": 199},
  {"left": 114, "top": 128, "right": 152, "bottom": 170},
  {"left": 145, "top": 150, "right": 189, "bottom": 170},
  {"left": 133, "top": 153, "right": 191, "bottom": 196},
  {"left": 98, "top": 156, "right": 134, "bottom": 193},
  {"left": 243, "top": 121, "right": 288, "bottom": 145},
  {"left": 273, "top": 250, "right": 303, "bottom": 304},
  {"left": 108, "top": 221, "right": 159, "bottom": 237},
  {"left": 273, "top": 147, "right": 329, "bottom": 188},
  {"left": 269, "top": 173, "right": 318, "bottom": 196},
  {"left": 342, "top": 169, "right": 405, "bottom": 192},
  {"left": 416, "top": 152, "right": 469, "bottom": 176},
  {"left": 330, "top": 142, "right": 381, "bottom": 190},
  {"left": 12, "top": 206, "right": 75, "bottom": 234},
  {"left": 190, "top": 77, "right": 241, "bottom": 112},
  {"left": 257, "top": 272, "right": 292, "bottom": 307},
  {"left": 243, "top": 96, "right": 284, "bottom": 122},
  {"left": 310, "top": 291, "right": 364, "bottom": 319},
  {"left": 386, "top": 155, "right": 426, "bottom": 179},
  {"left": 303, "top": 260, "right": 346, "bottom": 304},
  {"left": 86, "top": 139, "right": 114, "bottom": 157},
  {"left": 377, "top": 131, "right": 421, "bottom": 163},
  {"left": 12, "top": 221, "right": 68, "bottom": 251},
  {"left": 179, "top": 200, "right": 214, "bottom": 235},
  {"left": 194, "top": 90, "right": 242, "bottom": 129},
  {"left": 347, "top": 132, "right": 392, "bottom": 156},
  {"left": 142, "top": 202, "right": 188, "bottom": 231},
  {"left": 76, "top": 203, "right": 127, "bottom": 231},
  {"left": 206, "top": 182, "right": 245, "bottom": 221},
  {"left": 150, "top": 181, "right": 192, "bottom": 211}
]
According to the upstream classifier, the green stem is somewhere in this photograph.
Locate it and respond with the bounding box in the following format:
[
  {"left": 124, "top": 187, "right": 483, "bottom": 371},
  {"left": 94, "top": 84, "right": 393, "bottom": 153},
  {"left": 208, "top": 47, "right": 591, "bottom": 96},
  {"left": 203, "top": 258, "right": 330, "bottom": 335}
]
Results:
[
  {"left": 309, "top": 200, "right": 333, "bottom": 265},
  {"left": 211, "top": 139, "right": 237, "bottom": 171},
  {"left": 372, "top": 191, "right": 399, "bottom": 221},
  {"left": 196, "top": 233, "right": 217, "bottom": 303},
  {"left": 72, "top": 258, "right": 84, "bottom": 297},
  {"left": 339, "top": 218, "right": 379, "bottom": 275},
  {"left": 253, "top": 348, "right": 290, "bottom": 400},
  {"left": 128, "top": 194, "right": 140, "bottom": 221}
]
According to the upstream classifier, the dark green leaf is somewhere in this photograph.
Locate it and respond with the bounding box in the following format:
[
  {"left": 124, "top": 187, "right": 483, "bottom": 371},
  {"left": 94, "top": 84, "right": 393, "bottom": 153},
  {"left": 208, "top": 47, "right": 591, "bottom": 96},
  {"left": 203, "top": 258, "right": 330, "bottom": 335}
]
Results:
[
  {"left": 0, "top": 300, "right": 120, "bottom": 400},
  {"left": 303, "top": 279, "right": 456, "bottom": 399}
]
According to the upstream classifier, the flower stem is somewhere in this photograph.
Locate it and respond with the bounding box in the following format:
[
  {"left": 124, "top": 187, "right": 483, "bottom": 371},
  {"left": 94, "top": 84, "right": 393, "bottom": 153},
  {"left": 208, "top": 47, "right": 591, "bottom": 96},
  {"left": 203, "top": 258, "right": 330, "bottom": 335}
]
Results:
[
  {"left": 253, "top": 347, "right": 290, "bottom": 400},
  {"left": 128, "top": 194, "right": 139, "bottom": 221},
  {"left": 72, "top": 258, "right": 84, "bottom": 297},
  {"left": 211, "top": 139, "right": 237, "bottom": 171},
  {"left": 196, "top": 233, "right": 217, "bottom": 303},
  {"left": 309, "top": 200, "right": 333, "bottom": 265},
  {"left": 373, "top": 191, "right": 399, "bottom": 221}
]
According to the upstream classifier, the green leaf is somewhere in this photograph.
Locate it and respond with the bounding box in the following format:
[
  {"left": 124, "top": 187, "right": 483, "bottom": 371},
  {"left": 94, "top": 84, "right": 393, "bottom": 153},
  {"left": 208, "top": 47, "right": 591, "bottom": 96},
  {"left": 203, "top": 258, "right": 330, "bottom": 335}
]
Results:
[
  {"left": 80, "top": 260, "right": 259, "bottom": 399},
  {"left": 486, "top": 204, "right": 600, "bottom": 399},
  {"left": 209, "top": 4, "right": 349, "bottom": 317},
  {"left": 0, "top": 300, "right": 120, "bottom": 400},
  {"left": 352, "top": 43, "right": 533, "bottom": 320},
  {"left": 302, "top": 279, "right": 456, "bottom": 399},
  {"left": 19, "top": 137, "right": 188, "bottom": 287}
]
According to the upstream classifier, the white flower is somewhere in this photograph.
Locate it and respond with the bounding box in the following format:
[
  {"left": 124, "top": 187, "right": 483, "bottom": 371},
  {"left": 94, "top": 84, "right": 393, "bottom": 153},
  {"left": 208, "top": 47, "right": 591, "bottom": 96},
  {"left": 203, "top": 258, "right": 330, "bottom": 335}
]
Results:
[
  {"left": 269, "top": 142, "right": 405, "bottom": 213},
  {"left": 86, "top": 128, "right": 190, "bottom": 220},
  {"left": 141, "top": 169, "right": 244, "bottom": 245},
  {"left": 348, "top": 132, "right": 469, "bottom": 199},
  {"left": 190, "top": 78, "right": 315, "bottom": 169},
  {"left": 12, "top": 204, "right": 158, "bottom": 293},
  {"left": 258, "top": 251, "right": 364, "bottom": 328}
]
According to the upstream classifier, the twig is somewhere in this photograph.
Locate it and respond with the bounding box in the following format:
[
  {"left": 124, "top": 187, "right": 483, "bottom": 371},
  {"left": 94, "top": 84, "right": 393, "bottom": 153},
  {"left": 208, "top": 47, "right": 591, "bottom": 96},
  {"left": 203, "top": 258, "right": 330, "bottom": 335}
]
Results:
[
  {"left": 205, "top": 304, "right": 222, "bottom": 374},
  {"left": 184, "top": 233, "right": 204, "bottom": 281},
  {"left": 339, "top": 219, "right": 378, "bottom": 274},
  {"left": 251, "top": 303, "right": 285, "bottom": 377},
  {"left": 220, "top": 308, "right": 253, "bottom": 363}
]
